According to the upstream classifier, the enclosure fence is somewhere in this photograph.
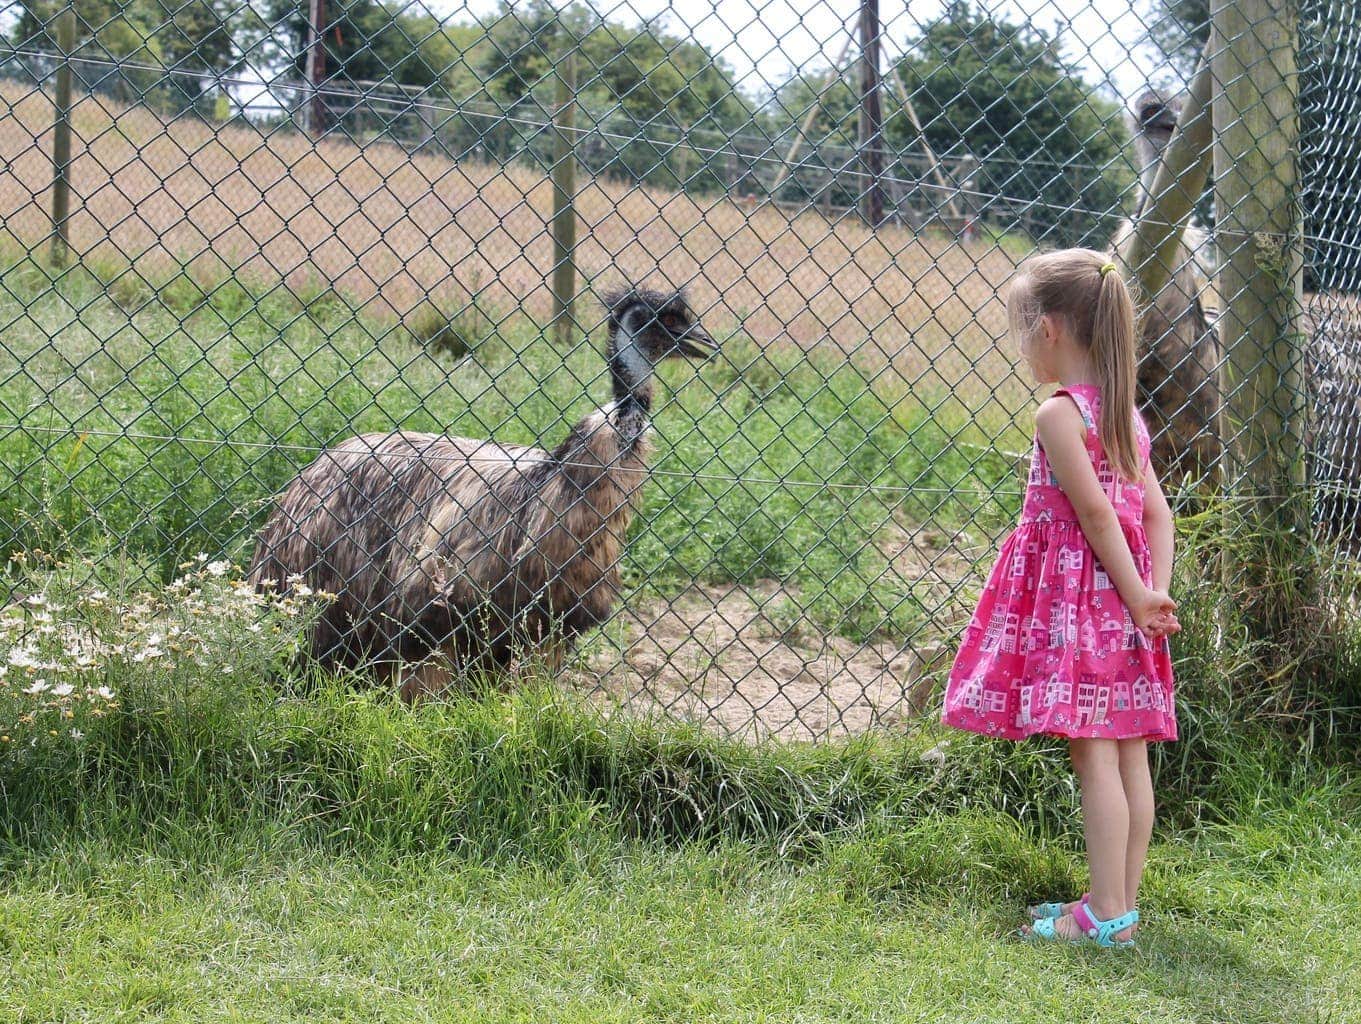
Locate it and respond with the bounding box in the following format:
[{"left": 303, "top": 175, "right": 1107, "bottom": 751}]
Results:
[{"left": 0, "top": 0, "right": 1356, "bottom": 739}]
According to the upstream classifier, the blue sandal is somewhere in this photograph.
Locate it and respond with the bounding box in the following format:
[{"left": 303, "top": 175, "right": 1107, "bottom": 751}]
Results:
[
  {"left": 1027, "top": 893, "right": 1087, "bottom": 921},
  {"left": 1021, "top": 900, "right": 1138, "bottom": 948}
]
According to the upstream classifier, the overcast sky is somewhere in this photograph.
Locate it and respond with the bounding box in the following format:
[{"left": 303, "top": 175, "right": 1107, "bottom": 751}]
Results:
[{"left": 423, "top": 0, "right": 1185, "bottom": 105}]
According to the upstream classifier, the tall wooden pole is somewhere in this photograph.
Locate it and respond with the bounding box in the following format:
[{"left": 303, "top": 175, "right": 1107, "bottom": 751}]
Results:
[
  {"left": 1212, "top": 0, "right": 1305, "bottom": 635},
  {"left": 49, "top": 4, "right": 75, "bottom": 268},
  {"left": 857, "top": 0, "right": 884, "bottom": 228},
  {"left": 550, "top": 43, "right": 577, "bottom": 346},
  {"left": 305, "top": 0, "right": 327, "bottom": 137}
]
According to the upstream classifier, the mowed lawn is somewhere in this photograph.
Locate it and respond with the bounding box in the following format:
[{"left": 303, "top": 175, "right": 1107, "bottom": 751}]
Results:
[{"left": 2, "top": 801, "right": 1355, "bottom": 1022}]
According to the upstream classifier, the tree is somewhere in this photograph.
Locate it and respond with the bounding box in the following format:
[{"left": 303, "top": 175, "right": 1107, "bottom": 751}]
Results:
[
  {"left": 891, "top": 2, "right": 1131, "bottom": 245},
  {"left": 8, "top": 1, "right": 254, "bottom": 111}
]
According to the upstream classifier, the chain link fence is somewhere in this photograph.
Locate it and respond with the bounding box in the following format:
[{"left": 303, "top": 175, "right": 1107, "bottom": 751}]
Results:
[{"left": 0, "top": 0, "right": 1354, "bottom": 739}]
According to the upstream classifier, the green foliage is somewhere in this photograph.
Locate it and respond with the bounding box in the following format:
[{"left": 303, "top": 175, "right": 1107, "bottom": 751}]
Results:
[
  {"left": 891, "top": 2, "right": 1132, "bottom": 246},
  {"left": 8, "top": 1, "right": 249, "bottom": 112}
]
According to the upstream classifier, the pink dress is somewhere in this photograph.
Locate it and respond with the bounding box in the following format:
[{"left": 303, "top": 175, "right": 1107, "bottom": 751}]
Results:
[{"left": 941, "top": 384, "right": 1177, "bottom": 742}]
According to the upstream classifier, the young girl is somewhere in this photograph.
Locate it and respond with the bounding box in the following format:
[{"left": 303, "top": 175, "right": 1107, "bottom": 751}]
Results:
[{"left": 941, "top": 248, "right": 1180, "bottom": 948}]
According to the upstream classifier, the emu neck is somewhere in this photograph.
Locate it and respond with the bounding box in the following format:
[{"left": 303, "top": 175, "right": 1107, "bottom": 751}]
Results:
[{"left": 608, "top": 319, "right": 653, "bottom": 443}]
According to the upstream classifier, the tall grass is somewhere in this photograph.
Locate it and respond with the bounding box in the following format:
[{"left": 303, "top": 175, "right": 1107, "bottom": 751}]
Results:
[{"left": 2, "top": 549, "right": 1357, "bottom": 872}]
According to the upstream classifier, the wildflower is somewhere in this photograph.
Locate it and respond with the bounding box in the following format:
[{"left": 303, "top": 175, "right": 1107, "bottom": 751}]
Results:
[
  {"left": 52, "top": 683, "right": 74, "bottom": 698},
  {"left": 23, "top": 594, "right": 46, "bottom": 608},
  {"left": 70, "top": 730, "right": 83, "bottom": 740},
  {"left": 95, "top": 686, "right": 115, "bottom": 700},
  {"left": 23, "top": 679, "right": 49, "bottom": 695},
  {"left": 205, "top": 561, "right": 230, "bottom": 578},
  {"left": 8, "top": 648, "right": 38, "bottom": 669},
  {"left": 88, "top": 589, "right": 108, "bottom": 601}
]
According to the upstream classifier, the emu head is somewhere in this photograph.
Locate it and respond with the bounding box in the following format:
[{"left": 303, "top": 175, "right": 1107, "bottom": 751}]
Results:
[
  {"left": 603, "top": 287, "right": 716, "bottom": 365},
  {"left": 1129, "top": 87, "right": 1184, "bottom": 197}
]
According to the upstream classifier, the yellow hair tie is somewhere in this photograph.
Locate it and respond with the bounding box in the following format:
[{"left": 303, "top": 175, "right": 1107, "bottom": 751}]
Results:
[{"left": 1099, "top": 261, "right": 1117, "bottom": 277}]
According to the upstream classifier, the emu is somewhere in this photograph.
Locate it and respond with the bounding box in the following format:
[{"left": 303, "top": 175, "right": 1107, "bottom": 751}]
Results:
[
  {"left": 1112, "top": 86, "right": 1223, "bottom": 481},
  {"left": 249, "top": 287, "right": 716, "bottom": 699},
  {"left": 1121, "top": 85, "right": 1361, "bottom": 532}
]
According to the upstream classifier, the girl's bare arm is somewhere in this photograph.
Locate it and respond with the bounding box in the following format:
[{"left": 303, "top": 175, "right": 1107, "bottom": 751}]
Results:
[
  {"left": 1140, "top": 461, "right": 1175, "bottom": 593},
  {"left": 1035, "top": 397, "right": 1174, "bottom": 633}
]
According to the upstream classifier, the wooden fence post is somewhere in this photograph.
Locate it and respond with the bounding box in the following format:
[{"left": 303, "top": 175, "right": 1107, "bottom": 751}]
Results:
[
  {"left": 550, "top": 43, "right": 577, "bottom": 347},
  {"left": 49, "top": 3, "right": 75, "bottom": 269},
  {"left": 1211, "top": 0, "right": 1306, "bottom": 633},
  {"left": 857, "top": 0, "right": 884, "bottom": 228}
]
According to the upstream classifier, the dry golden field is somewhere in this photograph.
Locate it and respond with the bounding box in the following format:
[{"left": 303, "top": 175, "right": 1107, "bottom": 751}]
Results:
[{"left": 0, "top": 83, "right": 1033, "bottom": 411}]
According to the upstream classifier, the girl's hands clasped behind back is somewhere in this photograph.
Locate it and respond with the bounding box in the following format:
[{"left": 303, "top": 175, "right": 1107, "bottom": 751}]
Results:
[{"left": 1130, "top": 586, "right": 1179, "bottom": 640}]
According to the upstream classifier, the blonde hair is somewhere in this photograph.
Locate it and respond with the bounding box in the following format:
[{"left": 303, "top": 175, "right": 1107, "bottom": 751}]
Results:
[{"left": 1007, "top": 248, "right": 1142, "bottom": 480}]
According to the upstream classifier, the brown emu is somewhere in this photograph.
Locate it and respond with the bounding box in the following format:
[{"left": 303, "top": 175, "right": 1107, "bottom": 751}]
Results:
[
  {"left": 1112, "top": 86, "right": 1223, "bottom": 481},
  {"left": 249, "top": 288, "right": 716, "bottom": 698}
]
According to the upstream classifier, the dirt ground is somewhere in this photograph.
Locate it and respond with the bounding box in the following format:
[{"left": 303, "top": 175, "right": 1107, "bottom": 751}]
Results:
[{"left": 573, "top": 527, "right": 986, "bottom": 741}]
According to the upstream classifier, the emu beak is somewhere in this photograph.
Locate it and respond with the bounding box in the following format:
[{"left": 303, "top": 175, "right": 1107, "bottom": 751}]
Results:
[
  {"left": 675, "top": 326, "right": 717, "bottom": 360},
  {"left": 1142, "top": 104, "right": 1179, "bottom": 136}
]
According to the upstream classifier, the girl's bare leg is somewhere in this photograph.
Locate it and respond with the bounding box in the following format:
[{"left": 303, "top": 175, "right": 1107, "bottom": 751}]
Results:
[
  {"left": 1046, "top": 737, "right": 1135, "bottom": 940},
  {"left": 1117, "top": 738, "right": 1154, "bottom": 914}
]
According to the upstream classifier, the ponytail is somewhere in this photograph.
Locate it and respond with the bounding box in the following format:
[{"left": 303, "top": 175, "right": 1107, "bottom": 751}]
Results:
[
  {"left": 1091, "top": 265, "right": 1141, "bottom": 481},
  {"left": 1010, "top": 249, "right": 1143, "bottom": 481}
]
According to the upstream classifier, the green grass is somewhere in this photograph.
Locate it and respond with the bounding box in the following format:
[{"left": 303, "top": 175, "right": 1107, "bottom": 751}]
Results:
[
  {"left": 1, "top": 551, "right": 1360, "bottom": 1021},
  {"left": 5, "top": 253, "right": 1361, "bottom": 1022},
  {"left": 2, "top": 795, "right": 1357, "bottom": 1022},
  {"left": 0, "top": 251, "right": 1023, "bottom": 644}
]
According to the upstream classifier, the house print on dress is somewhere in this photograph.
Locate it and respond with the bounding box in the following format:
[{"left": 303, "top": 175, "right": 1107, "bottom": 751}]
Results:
[
  {"left": 1009, "top": 536, "right": 1041, "bottom": 592},
  {"left": 1044, "top": 672, "right": 1073, "bottom": 707},
  {"left": 1098, "top": 615, "right": 1125, "bottom": 654},
  {"left": 1075, "top": 675, "right": 1111, "bottom": 727},
  {"left": 983, "top": 609, "right": 1023, "bottom": 653},
  {"left": 1016, "top": 683, "right": 1035, "bottom": 727},
  {"left": 1027, "top": 446, "right": 1060, "bottom": 487},
  {"left": 957, "top": 670, "right": 986, "bottom": 711},
  {"left": 1056, "top": 544, "right": 1084, "bottom": 573},
  {"left": 1112, "top": 680, "right": 1131, "bottom": 712},
  {"left": 1122, "top": 611, "right": 1141, "bottom": 650},
  {"left": 1093, "top": 560, "right": 1113, "bottom": 590},
  {"left": 1096, "top": 460, "right": 1117, "bottom": 499},
  {"left": 1079, "top": 619, "right": 1098, "bottom": 655},
  {"left": 1048, "top": 601, "right": 1078, "bottom": 648},
  {"left": 1131, "top": 673, "right": 1167, "bottom": 711},
  {"left": 1025, "top": 614, "right": 1048, "bottom": 654},
  {"left": 983, "top": 686, "right": 1008, "bottom": 714}
]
